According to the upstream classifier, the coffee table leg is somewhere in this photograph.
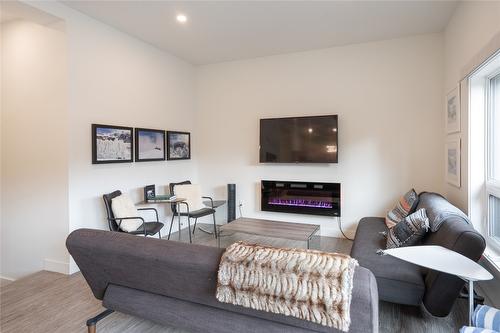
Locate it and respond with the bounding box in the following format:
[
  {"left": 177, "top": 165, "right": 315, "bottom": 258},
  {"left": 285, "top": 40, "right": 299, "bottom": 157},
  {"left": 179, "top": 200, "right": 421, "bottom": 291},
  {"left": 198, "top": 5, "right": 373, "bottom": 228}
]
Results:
[
  {"left": 307, "top": 228, "right": 319, "bottom": 250},
  {"left": 217, "top": 227, "right": 221, "bottom": 248}
]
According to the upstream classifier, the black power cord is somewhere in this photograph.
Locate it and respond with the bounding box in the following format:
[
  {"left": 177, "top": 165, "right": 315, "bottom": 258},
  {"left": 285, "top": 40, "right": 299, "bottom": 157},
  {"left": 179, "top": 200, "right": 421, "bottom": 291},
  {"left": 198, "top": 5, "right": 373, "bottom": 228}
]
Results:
[{"left": 337, "top": 217, "right": 354, "bottom": 241}]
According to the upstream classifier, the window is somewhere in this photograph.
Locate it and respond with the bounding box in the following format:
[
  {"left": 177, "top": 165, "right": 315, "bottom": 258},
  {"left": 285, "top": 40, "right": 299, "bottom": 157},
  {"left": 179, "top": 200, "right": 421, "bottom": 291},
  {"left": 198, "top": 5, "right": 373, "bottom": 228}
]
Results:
[
  {"left": 487, "top": 71, "right": 500, "bottom": 244},
  {"left": 489, "top": 195, "right": 500, "bottom": 241}
]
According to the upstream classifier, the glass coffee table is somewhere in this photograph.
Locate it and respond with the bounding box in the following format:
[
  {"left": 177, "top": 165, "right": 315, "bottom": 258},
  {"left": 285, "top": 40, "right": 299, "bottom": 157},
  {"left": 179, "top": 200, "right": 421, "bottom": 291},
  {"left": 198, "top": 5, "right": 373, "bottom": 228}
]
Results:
[{"left": 217, "top": 217, "right": 320, "bottom": 249}]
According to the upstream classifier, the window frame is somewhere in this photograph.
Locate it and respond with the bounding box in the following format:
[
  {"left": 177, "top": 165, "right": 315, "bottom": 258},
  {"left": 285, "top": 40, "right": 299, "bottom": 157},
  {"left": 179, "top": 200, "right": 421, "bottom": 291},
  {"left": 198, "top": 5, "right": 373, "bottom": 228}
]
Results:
[{"left": 486, "top": 69, "right": 500, "bottom": 245}]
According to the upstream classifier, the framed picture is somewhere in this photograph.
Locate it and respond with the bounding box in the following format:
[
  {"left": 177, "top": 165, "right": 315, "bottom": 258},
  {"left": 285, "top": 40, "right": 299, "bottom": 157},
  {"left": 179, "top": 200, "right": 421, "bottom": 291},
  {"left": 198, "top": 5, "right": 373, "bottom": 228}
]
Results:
[
  {"left": 135, "top": 128, "right": 166, "bottom": 162},
  {"left": 167, "top": 131, "right": 191, "bottom": 160},
  {"left": 144, "top": 184, "right": 156, "bottom": 202},
  {"left": 446, "top": 86, "right": 461, "bottom": 134},
  {"left": 92, "top": 124, "right": 133, "bottom": 164},
  {"left": 446, "top": 135, "right": 461, "bottom": 188}
]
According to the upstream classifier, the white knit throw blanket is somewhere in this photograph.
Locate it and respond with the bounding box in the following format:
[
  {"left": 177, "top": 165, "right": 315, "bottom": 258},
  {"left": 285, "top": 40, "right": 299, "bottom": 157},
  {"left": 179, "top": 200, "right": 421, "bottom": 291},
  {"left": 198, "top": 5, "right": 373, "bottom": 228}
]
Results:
[{"left": 216, "top": 242, "right": 358, "bottom": 332}]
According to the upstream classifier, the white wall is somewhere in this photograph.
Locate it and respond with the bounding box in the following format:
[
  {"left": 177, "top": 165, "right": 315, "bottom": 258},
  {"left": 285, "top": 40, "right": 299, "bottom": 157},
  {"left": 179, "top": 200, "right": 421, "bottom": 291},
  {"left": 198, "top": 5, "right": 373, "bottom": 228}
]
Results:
[
  {"left": 66, "top": 14, "right": 198, "bottom": 274},
  {"left": 2, "top": 1, "right": 198, "bottom": 277},
  {"left": 195, "top": 34, "right": 444, "bottom": 237},
  {"left": 1, "top": 19, "right": 69, "bottom": 279},
  {"left": 443, "top": 1, "right": 500, "bottom": 212},
  {"left": 0, "top": 15, "right": 3, "bottom": 281},
  {"left": 7, "top": 1, "right": 491, "bottom": 278},
  {"left": 61, "top": 4, "right": 198, "bottom": 236},
  {"left": 443, "top": 1, "right": 500, "bottom": 304}
]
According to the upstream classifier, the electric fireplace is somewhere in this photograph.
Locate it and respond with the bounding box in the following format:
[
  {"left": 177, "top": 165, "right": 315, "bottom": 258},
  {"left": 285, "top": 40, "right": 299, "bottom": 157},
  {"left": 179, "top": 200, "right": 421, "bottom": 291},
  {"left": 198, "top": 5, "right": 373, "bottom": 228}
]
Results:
[{"left": 261, "top": 180, "right": 341, "bottom": 217}]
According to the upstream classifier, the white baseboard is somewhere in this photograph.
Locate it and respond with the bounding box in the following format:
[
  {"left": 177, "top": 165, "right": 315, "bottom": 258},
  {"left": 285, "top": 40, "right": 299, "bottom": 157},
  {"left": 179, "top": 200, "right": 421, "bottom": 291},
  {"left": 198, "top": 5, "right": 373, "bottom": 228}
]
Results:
[
  {"left": 0, "top": 275, "right": 16, "bottom": 282},
  {"left": 69, "top": 257, "right": 80, "bottom": 275},
  {"left": 44, "top": 259, "right": 70, "bottom": 275}
]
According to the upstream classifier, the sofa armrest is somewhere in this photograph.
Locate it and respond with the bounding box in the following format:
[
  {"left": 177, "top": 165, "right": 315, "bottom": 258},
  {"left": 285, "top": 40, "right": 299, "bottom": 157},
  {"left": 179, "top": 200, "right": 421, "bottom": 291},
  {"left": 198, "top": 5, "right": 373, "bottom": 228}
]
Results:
[{"left": 422, "top": 218, "right": 486, "bottom": 316}]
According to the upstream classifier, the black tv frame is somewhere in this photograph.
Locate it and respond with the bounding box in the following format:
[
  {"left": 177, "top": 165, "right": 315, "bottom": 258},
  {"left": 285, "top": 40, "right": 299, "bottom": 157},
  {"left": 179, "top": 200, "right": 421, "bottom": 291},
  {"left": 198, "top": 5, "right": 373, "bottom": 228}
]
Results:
[{"left": 259, "top": 115, "right": 338, "bottom": 164}]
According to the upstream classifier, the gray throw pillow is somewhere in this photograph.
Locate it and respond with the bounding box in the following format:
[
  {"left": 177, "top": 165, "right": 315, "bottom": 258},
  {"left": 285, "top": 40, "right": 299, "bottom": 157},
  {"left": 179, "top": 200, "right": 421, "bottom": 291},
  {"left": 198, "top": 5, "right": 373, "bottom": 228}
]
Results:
[{"left": 386, "top": 208, "right": 429, "bottom": 249}]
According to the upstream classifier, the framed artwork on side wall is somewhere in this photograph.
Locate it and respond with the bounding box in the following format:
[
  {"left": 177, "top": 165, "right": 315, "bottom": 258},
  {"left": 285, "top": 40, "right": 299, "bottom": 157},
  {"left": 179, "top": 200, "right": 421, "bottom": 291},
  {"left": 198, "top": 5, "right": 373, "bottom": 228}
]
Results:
[
  {"left": 446, "top": 86, "right": 461, "bottom": 134},
  {"left": 92, "top": 124, "right": 133, "bottom": 164},
  {"left": 135, "top": 128, "right": 166, "bottom": 162},
  {"left": 167, "top": 131, "right": 191, "bottom": 160},
  {"left": 446, "top": 134, "right": 461, "bottom": 188}
]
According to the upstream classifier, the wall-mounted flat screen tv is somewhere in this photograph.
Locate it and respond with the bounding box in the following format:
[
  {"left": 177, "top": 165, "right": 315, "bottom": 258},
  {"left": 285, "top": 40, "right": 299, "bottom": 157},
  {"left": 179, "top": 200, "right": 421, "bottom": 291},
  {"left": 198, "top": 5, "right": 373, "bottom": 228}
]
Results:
[{"left": 260, "top": 115, "right": 338, "bottom": 163}]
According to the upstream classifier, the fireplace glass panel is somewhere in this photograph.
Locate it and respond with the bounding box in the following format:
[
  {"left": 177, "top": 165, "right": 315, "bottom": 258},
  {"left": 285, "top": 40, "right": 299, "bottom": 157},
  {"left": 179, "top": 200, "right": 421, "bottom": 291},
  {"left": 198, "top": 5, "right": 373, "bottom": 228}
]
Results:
[{"left": 261, "top": 181, "right": 340, "bottom": 217}]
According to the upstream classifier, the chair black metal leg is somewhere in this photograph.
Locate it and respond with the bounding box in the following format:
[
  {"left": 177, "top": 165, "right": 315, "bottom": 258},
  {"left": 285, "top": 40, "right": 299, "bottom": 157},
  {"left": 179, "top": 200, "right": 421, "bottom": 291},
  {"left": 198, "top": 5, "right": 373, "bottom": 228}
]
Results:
[
  {"left": 193, "top": 218, "right": 198, "bottom": 234},
  {"left": 86, "top": 309, "right": 114, "bottom": 333},
  {"left": 158, "top": 230, "right": 162, "bottom": 239},
  {"left": 168, "top": 214, "right": 175, "bottom": 240},
  {"left": 187, "top": 217, "right": 192, "bottom": 244},
  {"left": 212, "top": 213, "right": 217, "bottom": 239}
]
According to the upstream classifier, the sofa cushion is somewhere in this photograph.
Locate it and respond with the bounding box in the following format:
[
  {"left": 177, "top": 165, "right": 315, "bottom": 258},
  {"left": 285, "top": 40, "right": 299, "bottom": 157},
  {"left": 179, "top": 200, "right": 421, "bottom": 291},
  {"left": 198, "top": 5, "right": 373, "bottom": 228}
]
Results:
[
  {"left": 416, "top": 192, "right": 470, "bottom": 232},
  {"left": 103, "top": 269, "right": 378, "bottom": 333},
  {"left": 350, "top": 217, "right": 425, "bottom": 305},
  {"left": 386, "top": 208, "right": 429, "bottom": 249},
  {"left": 103, "top": 284, "right": 323, "bottom": 333},
  {"left": 385, "top": 189, "right": 419, "bottom": 228}
]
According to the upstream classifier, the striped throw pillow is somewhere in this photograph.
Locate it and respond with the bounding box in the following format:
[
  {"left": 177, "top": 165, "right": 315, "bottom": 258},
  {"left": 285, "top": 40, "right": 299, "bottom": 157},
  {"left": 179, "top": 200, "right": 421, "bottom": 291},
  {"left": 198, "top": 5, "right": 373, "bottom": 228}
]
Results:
[
  {"left": 460, "top": 327, "right": 499, "bottom": 333},
  {"left": 385, "top": 189, "right": 419, "bottom": 228},
  {"left": 473, "top": 305, "right": 500, "bottom": 331},
  {"left": 386, "top": 209, "right": 429, "bottom": 249}
]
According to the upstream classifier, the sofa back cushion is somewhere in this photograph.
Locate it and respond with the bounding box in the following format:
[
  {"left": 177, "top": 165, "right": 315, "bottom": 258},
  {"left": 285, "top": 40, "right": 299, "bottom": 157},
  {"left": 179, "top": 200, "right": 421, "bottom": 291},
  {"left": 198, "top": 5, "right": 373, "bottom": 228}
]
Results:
[
  {"left": 67, "top": 229, "right": 224, "bottom": 303},
  {"left": 416, "top": 192, "right": 486, "bottom": 316},
  {"left": 416, "top": 192, "right": 470, "bottom": 232}
]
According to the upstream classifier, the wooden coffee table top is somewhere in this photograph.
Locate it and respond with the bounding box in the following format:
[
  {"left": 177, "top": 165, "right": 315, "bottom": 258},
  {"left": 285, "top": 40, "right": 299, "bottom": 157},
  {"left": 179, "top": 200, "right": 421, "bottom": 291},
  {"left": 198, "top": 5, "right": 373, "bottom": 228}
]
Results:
[{"left": 219, "top": 217, "right": 320, "bottom": 241}]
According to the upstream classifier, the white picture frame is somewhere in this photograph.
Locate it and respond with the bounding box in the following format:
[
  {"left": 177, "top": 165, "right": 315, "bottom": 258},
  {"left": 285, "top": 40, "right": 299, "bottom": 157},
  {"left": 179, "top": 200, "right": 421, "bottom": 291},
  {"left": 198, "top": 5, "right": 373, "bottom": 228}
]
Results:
[
  {"left": 446, "top": 86, "right": 461, "bottom": 134},
  {"left": 446, "top": 135, "right": 461, "bottom": 188}
]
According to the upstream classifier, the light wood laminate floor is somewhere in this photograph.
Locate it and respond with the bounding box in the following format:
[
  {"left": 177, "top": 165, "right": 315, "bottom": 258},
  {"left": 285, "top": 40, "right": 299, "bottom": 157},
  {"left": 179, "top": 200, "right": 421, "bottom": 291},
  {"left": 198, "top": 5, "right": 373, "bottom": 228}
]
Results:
[
  {"left": 0, "top": 279, "right": 12, "bottom": 288},
  {"left": 1, "top": 224, "right": 475, "bottom": 333}
]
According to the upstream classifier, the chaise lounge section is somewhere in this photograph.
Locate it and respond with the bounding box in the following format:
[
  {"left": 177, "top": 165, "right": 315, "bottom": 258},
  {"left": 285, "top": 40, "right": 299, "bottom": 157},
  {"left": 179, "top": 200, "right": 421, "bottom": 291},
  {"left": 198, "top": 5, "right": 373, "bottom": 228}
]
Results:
[
  {"left": 67, "top": 229, "right": 379, "bottom": 333},
  {"left": 350, "top": 192, "right": 486, "bottom": 317}
]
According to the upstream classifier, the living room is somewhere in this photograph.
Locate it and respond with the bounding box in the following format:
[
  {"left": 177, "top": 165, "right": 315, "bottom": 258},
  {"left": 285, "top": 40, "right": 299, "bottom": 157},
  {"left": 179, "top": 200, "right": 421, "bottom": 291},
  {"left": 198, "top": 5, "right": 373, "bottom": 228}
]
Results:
[{"left": 1, "top": 1, "right": 500, "bottom": 332}]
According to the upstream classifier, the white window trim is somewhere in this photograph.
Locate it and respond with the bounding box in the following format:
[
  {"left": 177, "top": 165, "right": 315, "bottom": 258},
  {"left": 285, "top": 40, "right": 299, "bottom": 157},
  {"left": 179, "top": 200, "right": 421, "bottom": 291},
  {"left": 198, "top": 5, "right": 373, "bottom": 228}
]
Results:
[
  {"left": 485, "top": 70, "right": 500, "bottom": 251},
  {"left": 468, "top": 50, "right": 500, "bottom": 266}
]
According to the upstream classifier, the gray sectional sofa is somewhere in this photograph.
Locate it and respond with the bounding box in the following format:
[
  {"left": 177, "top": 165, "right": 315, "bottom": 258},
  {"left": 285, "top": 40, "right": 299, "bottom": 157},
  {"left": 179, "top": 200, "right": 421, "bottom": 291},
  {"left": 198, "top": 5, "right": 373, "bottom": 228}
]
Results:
[
  {"left": 67, "top": 229, "right": 379, "bottom": 333},
  {"left": 350, "top": 192, "right": 486, "bottom": 317}
]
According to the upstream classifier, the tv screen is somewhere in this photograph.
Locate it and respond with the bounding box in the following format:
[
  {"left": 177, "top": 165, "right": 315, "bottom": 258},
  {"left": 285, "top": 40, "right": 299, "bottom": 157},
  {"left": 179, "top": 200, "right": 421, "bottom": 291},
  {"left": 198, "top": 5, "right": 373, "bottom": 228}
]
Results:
[{"left": 260, "top": 115, "right": 338, "bottom": 163}]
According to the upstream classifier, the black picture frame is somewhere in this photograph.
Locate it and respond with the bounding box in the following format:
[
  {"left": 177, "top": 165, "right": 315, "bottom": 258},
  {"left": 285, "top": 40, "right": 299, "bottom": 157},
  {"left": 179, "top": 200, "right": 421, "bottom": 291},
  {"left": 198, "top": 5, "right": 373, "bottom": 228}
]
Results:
[
  {"left": 92, "top": 124, "right": 133, "bottom": 164},
  {"left": 134, "top": 128, "right": 166, "bottom": 162},
  {"left": 167, "top": 131, "right": 191, "bottom": 160},
  {"left": 144, "top": 184, "right": 156, "bottom": 202}
]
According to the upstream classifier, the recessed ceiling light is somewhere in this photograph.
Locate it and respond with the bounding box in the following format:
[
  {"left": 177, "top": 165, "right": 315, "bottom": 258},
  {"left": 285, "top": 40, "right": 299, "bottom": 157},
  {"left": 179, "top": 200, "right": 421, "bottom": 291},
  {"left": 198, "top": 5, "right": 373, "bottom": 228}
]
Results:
[{"left": 176, "top": 14, "right": 187, "bottom": 23}]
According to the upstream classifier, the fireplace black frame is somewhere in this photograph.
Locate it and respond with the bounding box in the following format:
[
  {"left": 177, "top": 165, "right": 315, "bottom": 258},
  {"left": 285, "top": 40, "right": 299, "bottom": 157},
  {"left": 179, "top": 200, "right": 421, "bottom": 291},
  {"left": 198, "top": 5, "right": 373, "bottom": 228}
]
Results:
[{"left": 261, "top": 180, "right": 341, "bottom": 217}]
